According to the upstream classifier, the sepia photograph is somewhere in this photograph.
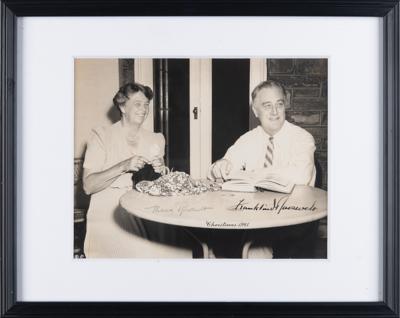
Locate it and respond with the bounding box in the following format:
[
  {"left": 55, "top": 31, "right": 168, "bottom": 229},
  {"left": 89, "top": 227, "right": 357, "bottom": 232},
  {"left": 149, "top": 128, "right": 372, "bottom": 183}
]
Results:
[{"left": 74, "top": 58, "right": 328, "bottom": 259}]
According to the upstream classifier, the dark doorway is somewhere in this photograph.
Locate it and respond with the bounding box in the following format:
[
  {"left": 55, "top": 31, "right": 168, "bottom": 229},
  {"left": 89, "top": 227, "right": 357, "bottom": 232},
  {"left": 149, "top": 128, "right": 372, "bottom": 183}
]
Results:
[
  {"left": 212, "top": 59, "right": 250, "bottom": 162},
  {"left": 153, "top": 59, "right": 190, "bottom": 173}
]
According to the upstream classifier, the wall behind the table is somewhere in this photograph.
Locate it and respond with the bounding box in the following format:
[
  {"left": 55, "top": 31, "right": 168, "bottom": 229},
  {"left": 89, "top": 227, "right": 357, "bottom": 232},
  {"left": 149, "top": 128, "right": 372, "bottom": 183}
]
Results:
[{"left": 74, "top": 59, "right": 119, "bottom": 159}]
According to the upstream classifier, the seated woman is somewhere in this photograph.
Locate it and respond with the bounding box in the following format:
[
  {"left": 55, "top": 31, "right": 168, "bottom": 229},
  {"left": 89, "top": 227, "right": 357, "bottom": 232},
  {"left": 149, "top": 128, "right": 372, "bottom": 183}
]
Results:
[{"left": 83, "top": 82, "right": 192, "bottom": 258}]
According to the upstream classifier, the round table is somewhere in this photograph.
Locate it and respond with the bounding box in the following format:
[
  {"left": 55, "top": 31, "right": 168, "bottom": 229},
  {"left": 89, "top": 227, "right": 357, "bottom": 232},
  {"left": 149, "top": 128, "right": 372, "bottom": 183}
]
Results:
[{"left": 120, "top": 185, "right": 327, "bottom": 258}]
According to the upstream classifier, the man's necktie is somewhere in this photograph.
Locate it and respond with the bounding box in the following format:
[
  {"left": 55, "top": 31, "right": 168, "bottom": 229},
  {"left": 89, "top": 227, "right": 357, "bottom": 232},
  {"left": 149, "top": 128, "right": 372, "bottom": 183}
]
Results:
[{"left": 264, "top": 136, "right": 274, "bottom": 168}]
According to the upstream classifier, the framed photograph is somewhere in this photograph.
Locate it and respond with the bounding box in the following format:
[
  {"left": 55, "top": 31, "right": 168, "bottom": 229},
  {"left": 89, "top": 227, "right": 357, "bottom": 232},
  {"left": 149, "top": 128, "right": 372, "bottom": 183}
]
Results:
[
  {"left": 1, "top": 1, "right": 399, "bottom": 317},
  {"left": 75, "top": 57, "right": 327, "bottom": 260}
]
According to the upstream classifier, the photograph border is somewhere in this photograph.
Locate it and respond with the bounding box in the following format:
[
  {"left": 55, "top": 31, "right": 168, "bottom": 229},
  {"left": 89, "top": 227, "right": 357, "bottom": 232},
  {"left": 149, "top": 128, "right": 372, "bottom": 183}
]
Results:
[{"left": 1, "top": 1, "right": 399, "bottom": 317}]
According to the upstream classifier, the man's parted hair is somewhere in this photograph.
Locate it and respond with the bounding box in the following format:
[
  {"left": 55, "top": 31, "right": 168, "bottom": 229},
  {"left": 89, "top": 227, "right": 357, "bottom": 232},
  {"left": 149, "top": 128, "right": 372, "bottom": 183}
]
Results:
[{"left": 251, "top": 80, "right": 288, "bottom": 105}]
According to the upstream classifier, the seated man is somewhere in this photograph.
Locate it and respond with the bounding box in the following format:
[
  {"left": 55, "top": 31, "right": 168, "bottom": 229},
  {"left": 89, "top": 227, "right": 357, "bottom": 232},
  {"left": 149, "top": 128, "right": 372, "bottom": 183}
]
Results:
[
  {"left": 208, "top": 80, "right": 318, "bottom": 258},
  {"left": 209, "top": 80, "right": 316, "bottom": 185}
]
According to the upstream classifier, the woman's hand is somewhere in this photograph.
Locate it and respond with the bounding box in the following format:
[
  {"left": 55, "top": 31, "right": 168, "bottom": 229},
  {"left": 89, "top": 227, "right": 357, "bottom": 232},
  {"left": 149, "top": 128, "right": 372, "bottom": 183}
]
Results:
[
  {"left": 83, "top": 155, "right": 149, "bottom": 195},
  {"left": 151, "top": 157, "right": 166, "bottom": 174},
  {"left": 127, "top": 155, "right": 149, "bottom": 172}
]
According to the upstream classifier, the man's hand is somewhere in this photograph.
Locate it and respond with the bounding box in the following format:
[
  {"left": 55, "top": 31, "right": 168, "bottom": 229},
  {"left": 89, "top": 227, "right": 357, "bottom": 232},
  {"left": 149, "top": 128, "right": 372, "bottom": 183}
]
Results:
[{"left": 208, "top": 159, "right": 233, "bottom": 181}]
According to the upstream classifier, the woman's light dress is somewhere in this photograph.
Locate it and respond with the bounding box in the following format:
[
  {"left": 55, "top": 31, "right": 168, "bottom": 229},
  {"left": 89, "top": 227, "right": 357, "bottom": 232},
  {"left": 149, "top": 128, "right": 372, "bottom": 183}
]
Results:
[{"left": 83, "top": 121, "right": 192, "bottom": 258}]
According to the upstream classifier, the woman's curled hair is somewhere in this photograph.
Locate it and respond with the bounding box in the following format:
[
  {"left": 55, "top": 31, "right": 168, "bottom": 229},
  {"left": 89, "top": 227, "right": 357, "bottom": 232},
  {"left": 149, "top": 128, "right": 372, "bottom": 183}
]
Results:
[{"left": 113, "top": 82, "right": 154, "bottom": 110}]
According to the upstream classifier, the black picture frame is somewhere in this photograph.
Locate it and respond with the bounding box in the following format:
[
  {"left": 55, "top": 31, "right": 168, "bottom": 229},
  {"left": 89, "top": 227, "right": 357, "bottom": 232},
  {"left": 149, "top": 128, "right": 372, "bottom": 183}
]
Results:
[{"left": 1, "top": 1, "right": 399, "bottom": 317}]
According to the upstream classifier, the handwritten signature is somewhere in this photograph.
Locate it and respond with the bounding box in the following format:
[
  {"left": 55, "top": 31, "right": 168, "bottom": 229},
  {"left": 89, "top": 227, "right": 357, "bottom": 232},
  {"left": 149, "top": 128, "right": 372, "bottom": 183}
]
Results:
[
  {"left": 232, "top": 197, "right": 317, "bottom": 214},
  {"left": 144, "top": 205, "right": 212, "bottom": 216}
]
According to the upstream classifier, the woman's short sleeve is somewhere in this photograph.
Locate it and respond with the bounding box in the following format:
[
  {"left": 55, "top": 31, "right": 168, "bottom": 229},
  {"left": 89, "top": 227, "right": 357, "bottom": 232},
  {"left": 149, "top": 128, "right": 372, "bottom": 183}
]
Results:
[{"left": 83, "top": 129, "right": 106, "bottom": 172}]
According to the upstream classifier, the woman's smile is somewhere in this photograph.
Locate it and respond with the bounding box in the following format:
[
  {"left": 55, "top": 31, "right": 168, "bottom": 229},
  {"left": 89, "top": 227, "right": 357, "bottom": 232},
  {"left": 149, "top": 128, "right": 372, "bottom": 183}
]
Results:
[{"left": 121, "top": 91, "right": 150, "bottom": 125}]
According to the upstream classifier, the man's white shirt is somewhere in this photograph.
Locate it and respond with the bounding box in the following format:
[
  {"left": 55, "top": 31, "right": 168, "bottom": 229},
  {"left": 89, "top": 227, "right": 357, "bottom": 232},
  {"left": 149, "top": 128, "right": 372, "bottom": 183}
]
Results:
[{"left": 223, "top": 120, "right": 316, "bottom": 186}]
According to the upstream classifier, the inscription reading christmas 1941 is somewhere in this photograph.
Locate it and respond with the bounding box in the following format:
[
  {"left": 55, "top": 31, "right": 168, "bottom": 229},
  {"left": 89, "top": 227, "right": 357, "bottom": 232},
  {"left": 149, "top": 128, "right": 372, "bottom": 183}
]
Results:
[
  {"left": 205, "top": 221, "right": 250, "bottom": 228},
  {"left": 232, "top": 196, "right": 317, "bottom": 214}
]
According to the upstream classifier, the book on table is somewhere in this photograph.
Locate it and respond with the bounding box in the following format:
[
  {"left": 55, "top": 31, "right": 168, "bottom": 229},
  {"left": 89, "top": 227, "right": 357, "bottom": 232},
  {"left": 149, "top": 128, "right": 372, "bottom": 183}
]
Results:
[{"left": 221, "top": 170, "right": 295, "bottom": 194}]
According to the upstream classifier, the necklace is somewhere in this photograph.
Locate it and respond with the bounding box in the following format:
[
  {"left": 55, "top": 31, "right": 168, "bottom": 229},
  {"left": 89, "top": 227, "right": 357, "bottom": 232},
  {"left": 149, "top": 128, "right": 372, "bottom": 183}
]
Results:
[{"left": 125, "top": 127, "right": 141, "bottom": 148}]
